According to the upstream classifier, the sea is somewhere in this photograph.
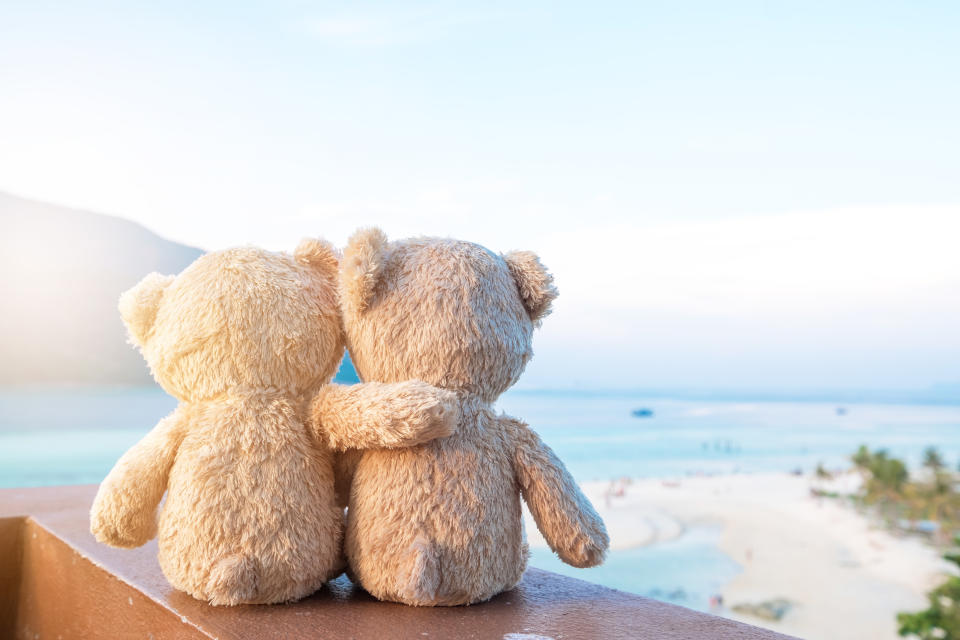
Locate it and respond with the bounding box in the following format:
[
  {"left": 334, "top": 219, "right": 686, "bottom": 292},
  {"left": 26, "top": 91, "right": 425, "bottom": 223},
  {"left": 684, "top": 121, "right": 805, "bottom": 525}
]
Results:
[{"left": 2, "top": 386, "right": 959, "bottom": 611}]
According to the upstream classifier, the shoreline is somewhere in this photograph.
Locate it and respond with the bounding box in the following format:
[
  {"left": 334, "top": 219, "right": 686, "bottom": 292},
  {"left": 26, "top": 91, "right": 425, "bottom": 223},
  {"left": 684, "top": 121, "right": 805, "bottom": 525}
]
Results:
[{"left": 525, "top": 471, "right": 950, "bottom": 640}]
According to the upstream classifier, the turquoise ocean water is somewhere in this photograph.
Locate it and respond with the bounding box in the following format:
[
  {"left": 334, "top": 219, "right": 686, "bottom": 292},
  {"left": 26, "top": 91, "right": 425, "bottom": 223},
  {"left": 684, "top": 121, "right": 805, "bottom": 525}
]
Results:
[{"left": 2, "top": 386, "right": 958, "bottom": 610}]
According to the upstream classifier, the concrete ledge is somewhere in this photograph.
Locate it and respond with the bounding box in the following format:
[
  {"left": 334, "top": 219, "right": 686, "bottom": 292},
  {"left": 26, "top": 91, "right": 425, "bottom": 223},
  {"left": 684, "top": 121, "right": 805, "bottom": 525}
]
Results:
[{"left": 0, "top": 486, "right": 797, "bottom": 639}]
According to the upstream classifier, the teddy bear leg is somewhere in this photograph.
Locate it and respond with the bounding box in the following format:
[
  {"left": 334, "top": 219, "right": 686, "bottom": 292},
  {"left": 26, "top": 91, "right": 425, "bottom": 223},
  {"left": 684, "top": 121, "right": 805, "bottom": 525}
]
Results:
[
  {"left": 204, "top": 553, "right": 261, "bottom": 606},
  {"left": 396, "top": 536, "right": 440, "bottom": 605}
]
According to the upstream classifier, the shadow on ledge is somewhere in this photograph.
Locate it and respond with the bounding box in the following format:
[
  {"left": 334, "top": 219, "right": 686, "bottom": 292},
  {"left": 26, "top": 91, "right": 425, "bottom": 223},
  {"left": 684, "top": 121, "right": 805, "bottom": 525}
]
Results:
[{"left": 0, "top": 486, "right": 796, "bottom": 640}]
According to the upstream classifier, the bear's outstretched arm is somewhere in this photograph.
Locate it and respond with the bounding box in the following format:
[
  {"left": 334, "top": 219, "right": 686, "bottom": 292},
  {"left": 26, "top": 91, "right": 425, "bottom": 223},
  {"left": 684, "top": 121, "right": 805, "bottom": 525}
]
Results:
[
  {"left": 90, "top": 408, "right": 187, "bottom": 549},
  {"left": 506, "top": 417, "right": 609, "bottom": 568},
  {"left": 310, "top": 381, "right": 459, "bottom": 451}
]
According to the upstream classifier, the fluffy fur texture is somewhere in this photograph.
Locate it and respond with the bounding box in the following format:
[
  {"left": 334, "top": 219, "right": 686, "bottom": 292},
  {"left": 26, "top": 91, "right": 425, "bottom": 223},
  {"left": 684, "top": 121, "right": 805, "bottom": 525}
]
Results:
[
  {"left": 312, "top": 381, "right": 458, "bottom": 452},
  {"left": 329, "top": 229, "right": 609, "bottom": 606},
  {"left": 91, "top": 242, "right": 457, "bottom": 606}
]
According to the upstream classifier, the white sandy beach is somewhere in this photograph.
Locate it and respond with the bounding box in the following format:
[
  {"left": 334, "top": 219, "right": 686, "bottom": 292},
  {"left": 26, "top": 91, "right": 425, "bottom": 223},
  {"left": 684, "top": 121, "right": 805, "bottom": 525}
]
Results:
[{"left": 525, "top": 472, "right": 951, "bottom": 640}]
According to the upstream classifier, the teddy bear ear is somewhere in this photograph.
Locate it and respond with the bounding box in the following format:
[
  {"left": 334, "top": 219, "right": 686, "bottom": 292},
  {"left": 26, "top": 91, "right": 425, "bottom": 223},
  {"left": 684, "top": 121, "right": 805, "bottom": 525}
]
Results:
[
  {"left": 340, "top": 227, "right": 389, "bottom": 314},
  {"left": 118, "top": 272, "right": 175, "bottom": 347},
  {"left": 502, "top": 250, "right": 559, "bottom": 324},
  {"left": 294, "top": 237, "right": 340, "bottom": 280}
]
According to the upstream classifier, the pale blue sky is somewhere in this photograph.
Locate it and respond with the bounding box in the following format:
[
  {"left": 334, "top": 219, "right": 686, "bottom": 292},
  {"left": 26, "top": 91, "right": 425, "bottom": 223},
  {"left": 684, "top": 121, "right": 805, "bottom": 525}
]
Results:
[{"left": 1, "top": 1, "right": 958, "bottom": 392}]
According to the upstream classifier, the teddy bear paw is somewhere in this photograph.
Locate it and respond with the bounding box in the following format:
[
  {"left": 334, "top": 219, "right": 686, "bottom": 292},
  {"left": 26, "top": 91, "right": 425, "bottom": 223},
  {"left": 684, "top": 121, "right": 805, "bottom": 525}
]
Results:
[
  {"left": 562, "top": 530, "right": 610, "bottom": 568},
  {"left": 90, "top": 506, "right": 156, "bottom": 549},
  {"left": 419, "top": 393, "right": 460, "bottom": 440},
  {"left": 396, "top": 384, "right": 460, "bottom": 444}
]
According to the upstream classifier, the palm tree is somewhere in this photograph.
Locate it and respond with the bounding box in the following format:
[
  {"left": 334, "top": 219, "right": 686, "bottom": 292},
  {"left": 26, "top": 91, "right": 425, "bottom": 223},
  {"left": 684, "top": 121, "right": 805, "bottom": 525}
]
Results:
[
  {"left": 924, "top": 447, "right": 946, "bottom": 473},
  {"left": 899, "top": 537, "right": 960, "bottom": 638},
  {"left": 852, "top": 445, "right": 872, "bottom": 472}
]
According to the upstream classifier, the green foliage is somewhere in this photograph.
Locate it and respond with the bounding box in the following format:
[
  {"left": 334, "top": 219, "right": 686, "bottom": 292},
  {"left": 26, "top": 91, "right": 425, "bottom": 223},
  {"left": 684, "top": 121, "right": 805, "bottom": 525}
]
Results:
[
  {"left": 898, "top": 538, "right": 960, "bottom": 639},
  {"left": 852, "top": 444, "right": 873, "bottom": 471},
  {"left": 852, "top": 445, "right": 909, "bottom": 500},
  {"left": 815, "top": 461, "right": 833, "bottom": 480},
  {"left": 852, "top": 445, "right": 960, "bottom": 537},
  {"left": 847, "top": 445, "right": 960, "bottom": 636},
  {"left": 869, "top": 451, "right": 908, "bottom": 494},
  {"left": 925, "top": 447, "right": 947, "bottom": 473},
  {"left": 873, "top": 447, "right": 960, "bottom": 639}
]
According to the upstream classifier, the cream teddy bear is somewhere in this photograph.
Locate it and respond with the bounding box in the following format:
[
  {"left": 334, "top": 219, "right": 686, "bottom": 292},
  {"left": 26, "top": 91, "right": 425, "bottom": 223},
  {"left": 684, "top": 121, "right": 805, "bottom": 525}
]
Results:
[
  {"left": 90, "top": 240, "right": 457, "bottom": 605},
  {"left": 315, "top": 229, "right": 609, "bottom": 606}
]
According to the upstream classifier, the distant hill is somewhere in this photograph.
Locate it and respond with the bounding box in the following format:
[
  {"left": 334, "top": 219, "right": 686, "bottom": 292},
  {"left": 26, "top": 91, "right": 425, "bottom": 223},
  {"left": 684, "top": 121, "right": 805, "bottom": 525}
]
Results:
[
  {"left": 0, "top": 192, "right": 204, "bottom": 384},
  {"left": 0, "top": 192, "right": 359, "bottom": 385}
]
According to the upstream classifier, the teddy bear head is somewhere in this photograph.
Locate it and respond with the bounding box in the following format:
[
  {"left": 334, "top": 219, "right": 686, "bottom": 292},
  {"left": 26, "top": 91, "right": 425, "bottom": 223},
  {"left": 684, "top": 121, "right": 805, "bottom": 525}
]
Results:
[
  {"left": 119, "top": 239, "right": 343, "bottom": 403},
  {"left": 338, "top": 228, "right": 558, "bottom": 402}
]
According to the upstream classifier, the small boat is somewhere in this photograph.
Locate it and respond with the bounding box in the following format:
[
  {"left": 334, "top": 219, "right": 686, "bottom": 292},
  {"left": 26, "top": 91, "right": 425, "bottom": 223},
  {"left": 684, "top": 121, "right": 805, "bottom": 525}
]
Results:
[
  {"left": 631, "top": 408, "right": 654, "bottom": 418},
  {"left": 835, "top": 407, "right": 848, "bottom": 416}
]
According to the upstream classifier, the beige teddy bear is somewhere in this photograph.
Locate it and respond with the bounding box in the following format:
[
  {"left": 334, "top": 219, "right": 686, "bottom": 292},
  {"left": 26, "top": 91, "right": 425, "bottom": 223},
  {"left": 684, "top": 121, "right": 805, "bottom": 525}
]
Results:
[
  {"left": 315, "top": 229, "right": 609, "bottom": 606},
  {"left": 90, "top": 240, "right": 457, "bottom": 605}
]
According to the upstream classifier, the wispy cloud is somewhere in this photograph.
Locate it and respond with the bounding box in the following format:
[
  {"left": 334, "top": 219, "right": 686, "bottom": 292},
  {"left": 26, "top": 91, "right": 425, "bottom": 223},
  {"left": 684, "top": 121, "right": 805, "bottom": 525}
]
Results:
[
  {"left": 298, "top": 6, "right": 514, "bottom": 47},
  {"left": 541, "top": 204, "right": 960, "bottom": 317},
  {"left": 523, "top": 204, "right": 960, "bottom": 388}
]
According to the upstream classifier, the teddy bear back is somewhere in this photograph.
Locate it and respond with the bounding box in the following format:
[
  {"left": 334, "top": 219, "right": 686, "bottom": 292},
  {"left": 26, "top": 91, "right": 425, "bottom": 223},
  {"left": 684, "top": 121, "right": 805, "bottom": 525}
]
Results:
[
  {"left": 339, "top": 229, "right": 558, "bottom": 402},
  {"left": 119, "top": 242, "right": 344, "bottom": 403}
]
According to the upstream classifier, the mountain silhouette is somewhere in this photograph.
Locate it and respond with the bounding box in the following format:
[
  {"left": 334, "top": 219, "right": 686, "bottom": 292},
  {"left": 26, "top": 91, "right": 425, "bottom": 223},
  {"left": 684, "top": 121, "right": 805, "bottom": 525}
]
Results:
[{"left": 0, "top": 192, "right": 358, "bottom": 385}]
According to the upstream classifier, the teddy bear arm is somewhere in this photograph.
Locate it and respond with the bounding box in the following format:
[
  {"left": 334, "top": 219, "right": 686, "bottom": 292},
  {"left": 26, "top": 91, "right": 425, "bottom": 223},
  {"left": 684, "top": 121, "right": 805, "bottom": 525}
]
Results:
[
  {"left": 508, "top": 418, "right": 610, "bottom": 568},
  {"left": 90, "top": 409, "right": 187, "bottom": 549},
  {"left": 310, "top": 381, "right": 459, "bottom": 451}
]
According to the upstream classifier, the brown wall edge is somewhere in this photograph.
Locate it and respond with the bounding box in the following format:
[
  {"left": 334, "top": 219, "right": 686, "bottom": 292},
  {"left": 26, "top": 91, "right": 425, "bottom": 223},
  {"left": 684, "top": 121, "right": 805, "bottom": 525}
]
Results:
[{"left": 0, "top": 485, "right": 799, "bottom": 640}]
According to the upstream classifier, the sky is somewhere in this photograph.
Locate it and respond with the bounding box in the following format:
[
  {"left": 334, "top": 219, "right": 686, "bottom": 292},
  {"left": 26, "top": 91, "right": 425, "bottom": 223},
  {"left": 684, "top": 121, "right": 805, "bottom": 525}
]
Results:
[{"left": 1, "top": 1, "right": 958, "bottom": 392}]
